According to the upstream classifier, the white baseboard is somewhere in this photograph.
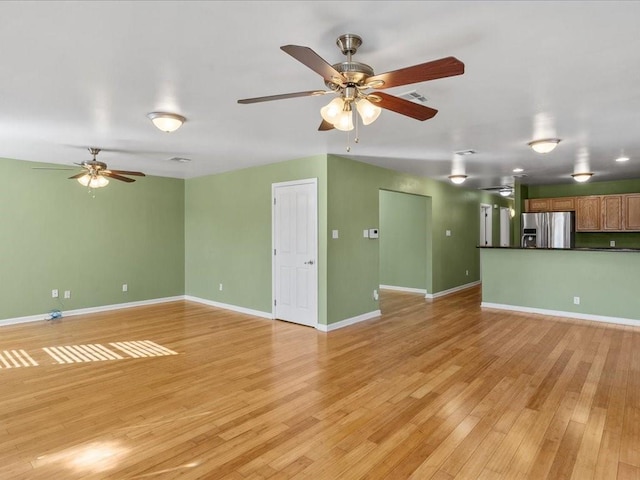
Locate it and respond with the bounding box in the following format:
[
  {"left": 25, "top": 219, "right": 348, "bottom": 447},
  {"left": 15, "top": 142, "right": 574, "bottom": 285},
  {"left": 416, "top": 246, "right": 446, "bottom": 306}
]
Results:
[
  {"left": 185, "top": 296, "right": 273, "bottom": 320},
  {"left": 379, "top": 285, "right": 427, "bottom": 294},
  {"left": 481, "top": 302, "right": 640, "bottom": 328},
  {"left": 0, "top": 296, "right": 185, "bottom": 328},
  {"left": 316, "top": 310, "right": 381, "bottom": 332},
  {"left": 426, "top": 280, "right": 481, "bottom": 299}
]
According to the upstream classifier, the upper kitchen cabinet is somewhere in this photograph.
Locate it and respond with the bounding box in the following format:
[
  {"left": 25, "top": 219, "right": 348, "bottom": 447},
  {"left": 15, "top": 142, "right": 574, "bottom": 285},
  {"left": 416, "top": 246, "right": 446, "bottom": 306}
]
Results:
[
  {"left": 525, "top": 196, "right": 576, "bottom": 212},
  {"left": 550, "top": 197, "right": 576, "bottom": 211},
  {"left": 602, "top": 195, "right": 623, "bottom": 231},
  {"left": 624, "top": 194, "right": 640, "bottom": 231},
  {"left": 576, "top": 196, "right": 602, "bottom": 231},
  {"left": 526, "top": 198, "right": 550, "bottom": 212}
]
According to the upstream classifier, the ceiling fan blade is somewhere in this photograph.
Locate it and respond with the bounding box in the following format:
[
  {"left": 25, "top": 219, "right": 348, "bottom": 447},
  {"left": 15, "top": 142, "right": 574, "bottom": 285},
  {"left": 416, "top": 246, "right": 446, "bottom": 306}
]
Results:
[
  {"left": 68, "top": 172, "right": 87, "bottom": 179},
  {"left": 372, "top": 92, "right": 438, "bottom": 121},
  {"left": 318, "top": 119, "right": 335, "bottom": 131},
  {"left": 238, "top": 90, "right": 328, "bottom": 104},
  {"left": 280, "top": 45, "right": 346, "bottom": 84},
  {"left": 102, "top": 171, "right": 135, "bottom": 183},
  {"left": 33, "top": 167, "right": 75, "bottom": 171},
  {"left": 367, "top": 56, "right": 465, "bottom": 89},
  {"left": 108, "top": 170, "right": 146, "bottom": 177}
]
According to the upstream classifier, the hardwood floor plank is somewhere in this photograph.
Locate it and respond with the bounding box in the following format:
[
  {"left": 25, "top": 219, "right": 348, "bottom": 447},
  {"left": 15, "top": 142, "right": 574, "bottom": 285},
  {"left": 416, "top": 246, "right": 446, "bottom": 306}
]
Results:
[{"left": 1, "top": 287, "right": 639, "bottom": 479}]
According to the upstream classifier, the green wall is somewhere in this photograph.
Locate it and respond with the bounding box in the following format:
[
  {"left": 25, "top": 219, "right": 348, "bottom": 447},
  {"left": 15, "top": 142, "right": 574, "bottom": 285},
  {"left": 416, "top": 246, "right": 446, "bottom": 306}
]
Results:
[
  {"left": 379, "top": 190, "right": 428, "bottom": 290},
  {"left": 481, "top": 248, "right": 640, "bottom": 321},
  {"left": 184, "top": 155, "right": 328, "bottom": 321},
  {"left": 326, "top": 155, "right": 512, "bottom": 323},
  {"left": 0, "top": 157, "right": 185, "bottom": 321},
  {"left": 523, "top": 178, "right": 640, "bottom": 248}
]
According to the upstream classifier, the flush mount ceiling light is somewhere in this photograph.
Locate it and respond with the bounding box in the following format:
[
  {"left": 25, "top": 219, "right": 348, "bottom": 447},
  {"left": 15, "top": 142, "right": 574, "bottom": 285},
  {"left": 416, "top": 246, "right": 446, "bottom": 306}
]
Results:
[
  {"left": 513, "top": 167, "right": 524, "bottom": 173},
  {"left": 147, "top": 112, "right": 186, "bottom": 133},
  {"left": 448, "top": 174, "right": 468, "bottom": 185},
  {"left": 571, "top": 172, "right": 594, "bottom": 182},
  {"left": 499, "top": 187, "right": 513, "bottom": 197},
  {"left": 528, "top": 138, "right": 561, "bottom": 154},
  {"left": 616, "top": 155, "right": 630, "bottom": 162}
]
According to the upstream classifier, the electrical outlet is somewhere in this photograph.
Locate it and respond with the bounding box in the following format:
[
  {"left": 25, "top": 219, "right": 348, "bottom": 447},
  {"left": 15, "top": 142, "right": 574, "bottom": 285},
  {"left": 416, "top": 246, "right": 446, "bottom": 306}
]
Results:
[
  {"left": 64, "top": 290, "right": 71, "bottom": 299},
  {"left": 573, "top": 296, "right": 580, "bottom": 305},
  {"left": 610, "top": 240, "right": 616, "bottom": 247},
  {"left": 445, "top": 230, "right": 451, "bottom": 237},
  {"left": 373, "top": 289, "right": 379, "bottom": 301},
  {"left": 332, "top": 230, "right": 339, "bottom": 239},
  {"left": 122, "top": 284, "right": 128, "bottom": 292},
  {"left": 219, "top": 283, "right": 223, "bottom": 291},
  {"left": 466, "top": 270, "right": 469, "bottom": 276},
  {"left": 51, "top": 289, "right": 59, "bottom": 298}
]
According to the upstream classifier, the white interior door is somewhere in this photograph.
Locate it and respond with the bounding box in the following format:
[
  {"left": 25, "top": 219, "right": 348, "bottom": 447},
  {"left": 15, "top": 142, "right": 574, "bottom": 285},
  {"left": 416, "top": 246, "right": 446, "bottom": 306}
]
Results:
[
  {"left": 500, "top": 207, "right": 510, "bottom": 246},
  {"left": 480, "top": 204, "right": 493, "bottom": 246},
  {"left": 273, "top": 179, "right": 317, "bottom": 327}
]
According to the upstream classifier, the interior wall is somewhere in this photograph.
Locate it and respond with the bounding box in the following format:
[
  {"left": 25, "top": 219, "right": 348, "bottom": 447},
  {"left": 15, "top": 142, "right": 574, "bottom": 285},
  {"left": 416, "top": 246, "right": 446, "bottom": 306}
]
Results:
[
  {"left": 184, "top": 155, "right": 328, "bottom": 323},
  {"left": 379, "top": 190, "right": 428, "bottom": 291},
  {"left": 0, "top": 157, "right": 185, "bottom": 322}
]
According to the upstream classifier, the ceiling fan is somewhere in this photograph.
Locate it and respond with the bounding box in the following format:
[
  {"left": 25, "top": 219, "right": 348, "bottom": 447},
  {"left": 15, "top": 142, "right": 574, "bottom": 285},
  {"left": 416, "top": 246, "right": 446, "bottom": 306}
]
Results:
[
  {"left": 68, "top": 148, "right": 145, "bottom": 188},
  {"left": 237, "top": 34, "right": 465, "bottom": 131},
  {"left": 481, "top": 185, "right": 514, "bottom": 197}
]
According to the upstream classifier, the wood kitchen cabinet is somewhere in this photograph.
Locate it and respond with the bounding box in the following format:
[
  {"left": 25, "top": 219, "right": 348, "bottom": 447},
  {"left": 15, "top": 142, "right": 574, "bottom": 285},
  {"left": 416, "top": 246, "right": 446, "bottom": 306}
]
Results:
[
  {"left": 576, "top": 196, "right": 601, "bottom": 231},
  {"left": 624, "top": 194, "right": 640, "bottom": 231},
  {"left": 602, "top": 195, "right": 623, "bottom": 231},
  {"left": 550, "top": 197, "right": 576, "bottom": 211},
  {"left": 526, "top": 198, "right": 550, "bottom": 212}
]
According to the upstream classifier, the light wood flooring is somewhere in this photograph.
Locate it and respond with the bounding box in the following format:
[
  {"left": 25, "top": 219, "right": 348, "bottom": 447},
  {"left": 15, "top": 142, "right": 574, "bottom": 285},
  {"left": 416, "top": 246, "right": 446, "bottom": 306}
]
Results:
[{"left": 1, "top": 286, "right": 639, "bottom": 479}]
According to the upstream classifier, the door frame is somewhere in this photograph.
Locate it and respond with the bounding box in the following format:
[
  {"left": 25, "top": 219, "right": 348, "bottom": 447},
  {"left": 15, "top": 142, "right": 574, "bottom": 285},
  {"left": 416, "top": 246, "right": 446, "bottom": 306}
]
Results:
[
  {"left": 480, "top": 203, "right": 493, "bottom": 246},
  {"left": 271, "top": 178, "right": 319, "bottom": 326}
]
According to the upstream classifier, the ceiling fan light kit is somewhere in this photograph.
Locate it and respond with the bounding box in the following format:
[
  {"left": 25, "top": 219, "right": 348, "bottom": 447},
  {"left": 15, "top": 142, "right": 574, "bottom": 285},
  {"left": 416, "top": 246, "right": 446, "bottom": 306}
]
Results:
[
  {"left": 448, "top": 174, "right": 468, "bottom": 185},
  {"left": 528, "top": 138, "right": 561, "bottom": 154},
  {"left": 77, "top": 173, "right": 109, "bottom": 188},
  {"left": 147, "top": 112, "right": 186, "bottom": 133}
]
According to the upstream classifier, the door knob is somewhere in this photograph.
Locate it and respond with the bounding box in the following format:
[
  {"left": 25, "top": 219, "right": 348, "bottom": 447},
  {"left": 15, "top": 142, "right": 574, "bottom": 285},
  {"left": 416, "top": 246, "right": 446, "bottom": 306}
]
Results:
[{"left": 304, "top": 260, "right": 314, "bottom": 265}]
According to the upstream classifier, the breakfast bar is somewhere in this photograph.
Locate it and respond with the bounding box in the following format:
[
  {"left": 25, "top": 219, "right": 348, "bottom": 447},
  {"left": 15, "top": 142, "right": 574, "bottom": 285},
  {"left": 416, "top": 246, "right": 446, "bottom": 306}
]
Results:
[{"left": 479, "top": 246, "right": 640, "bottom": 326}]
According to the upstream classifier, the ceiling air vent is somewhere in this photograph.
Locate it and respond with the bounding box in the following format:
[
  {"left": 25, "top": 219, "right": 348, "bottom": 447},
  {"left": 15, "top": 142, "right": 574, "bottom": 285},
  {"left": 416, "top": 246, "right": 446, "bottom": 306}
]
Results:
[
  {"left": 399, "top": 90, "right": 428, "bottom": 104},
  {"left": 455, "top": 149, "right": 477, "bottom": 156},
  {"left": 169, "top": 157, "right": 192, "bottom": 163}
]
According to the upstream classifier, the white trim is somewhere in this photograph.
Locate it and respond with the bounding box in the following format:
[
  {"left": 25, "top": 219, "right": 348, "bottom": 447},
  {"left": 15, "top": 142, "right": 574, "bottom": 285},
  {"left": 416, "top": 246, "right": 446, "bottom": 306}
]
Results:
[
  {"left": 316, "top": 310, "right": 381, "bottom": 332},
  {"left": 379, "top": 285, "right": 427, "bottom": 294},
  {"left": 481, "top": 302, "right": 640, "bottom": 328},
  {"left": 185, "top": 296, "right": 273, "bottom": 320},
  {"left": 0, "top": 296, "right": 185, "bottom": 328},
  {"left": 425, "top": 280, "right": 481, "bottom": 299}
]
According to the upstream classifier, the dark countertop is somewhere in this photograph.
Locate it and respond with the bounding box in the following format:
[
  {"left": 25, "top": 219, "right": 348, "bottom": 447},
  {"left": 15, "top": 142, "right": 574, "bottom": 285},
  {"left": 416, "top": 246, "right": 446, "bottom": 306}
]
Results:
[{"left": 478, "top": 246, "right": 640, "bottom": 252}]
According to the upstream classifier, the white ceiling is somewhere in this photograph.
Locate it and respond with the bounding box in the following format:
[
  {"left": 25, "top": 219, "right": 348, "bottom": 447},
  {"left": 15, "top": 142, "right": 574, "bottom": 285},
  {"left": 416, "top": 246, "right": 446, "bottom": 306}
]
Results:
[{"left": 2, "top": 1, "right": 640, "bottom": 190}]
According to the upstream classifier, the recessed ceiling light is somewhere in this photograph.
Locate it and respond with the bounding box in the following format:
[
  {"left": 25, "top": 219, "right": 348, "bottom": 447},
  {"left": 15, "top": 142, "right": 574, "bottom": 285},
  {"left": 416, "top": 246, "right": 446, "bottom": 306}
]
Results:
[
  {"left": 513, "top": 167, "right": 524, "bottom": 173},
  {"left": 616, "top": 155, "right": 630, "bottom": 162}
]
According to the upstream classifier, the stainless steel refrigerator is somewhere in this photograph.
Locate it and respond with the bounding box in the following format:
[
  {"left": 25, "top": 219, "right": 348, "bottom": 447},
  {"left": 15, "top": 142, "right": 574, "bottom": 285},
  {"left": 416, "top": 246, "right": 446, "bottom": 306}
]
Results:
[{"left": 521, "top": 212, "right": 575, "bottom": 248}]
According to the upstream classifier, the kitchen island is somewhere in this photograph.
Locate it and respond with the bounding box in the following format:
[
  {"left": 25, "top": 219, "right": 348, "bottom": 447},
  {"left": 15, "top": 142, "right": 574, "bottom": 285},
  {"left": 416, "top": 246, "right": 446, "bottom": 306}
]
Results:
[{"left": 479, "top": 246, "right": 640, "bottom": 326}]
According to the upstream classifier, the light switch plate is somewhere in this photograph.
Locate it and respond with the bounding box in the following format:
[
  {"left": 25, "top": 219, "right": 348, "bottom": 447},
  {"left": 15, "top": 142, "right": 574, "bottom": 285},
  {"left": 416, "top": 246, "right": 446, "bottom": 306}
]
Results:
[{"left": 332, "top": 230, "right": 339, "bottom": 239}]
